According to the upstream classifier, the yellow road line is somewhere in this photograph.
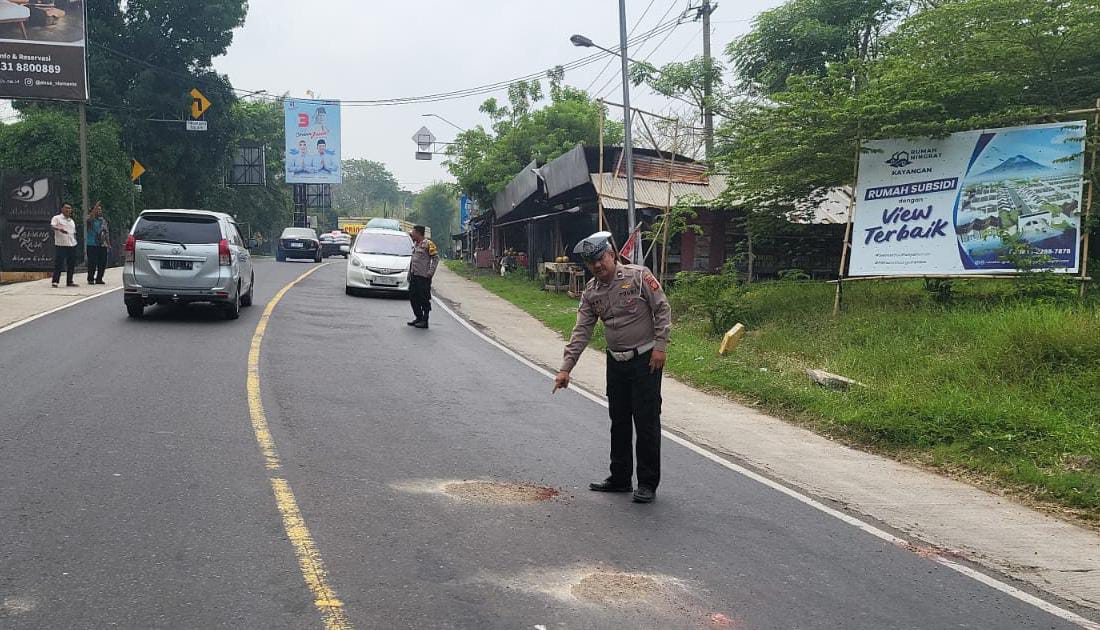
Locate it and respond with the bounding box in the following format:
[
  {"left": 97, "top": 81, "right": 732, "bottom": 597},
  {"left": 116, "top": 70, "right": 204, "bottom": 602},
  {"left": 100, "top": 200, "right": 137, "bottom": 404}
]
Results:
[{"left": 247, "top": 263, "right": 351, "bottom": 630}]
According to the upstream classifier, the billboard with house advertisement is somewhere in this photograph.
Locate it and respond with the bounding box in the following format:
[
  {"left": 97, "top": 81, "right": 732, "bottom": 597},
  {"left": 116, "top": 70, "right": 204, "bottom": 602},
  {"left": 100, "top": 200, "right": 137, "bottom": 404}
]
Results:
[
  {"left": 284, "top": 99, "right": 342, "bottom": 185},
  {"left": 0, "top": 0, "right": 87, "bottom": 101},
  {"left": 850, "top": 121, "right": 1086, "bottom": 276}
]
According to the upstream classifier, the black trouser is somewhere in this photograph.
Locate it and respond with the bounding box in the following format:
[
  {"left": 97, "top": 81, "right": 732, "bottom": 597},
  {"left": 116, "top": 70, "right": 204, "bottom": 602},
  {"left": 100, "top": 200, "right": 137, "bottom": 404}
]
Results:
[
  {"left": 52, "top": 245, "right": 76, "bottom": 285},
  {"left": 409, "top": 275, "right": 432, "bottom": 321},
  {"left": 86, "top": 245, "right": 107, "bottom": 283},
  {"left": 606, "top": 350, "right": 663, "bottom": 490}
]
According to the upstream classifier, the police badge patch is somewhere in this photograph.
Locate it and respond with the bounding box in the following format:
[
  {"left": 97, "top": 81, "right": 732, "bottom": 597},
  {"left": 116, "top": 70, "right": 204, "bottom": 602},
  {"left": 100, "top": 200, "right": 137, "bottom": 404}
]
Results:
[{"left": 644, "top": 273, "right": 661, "bottom": 292}]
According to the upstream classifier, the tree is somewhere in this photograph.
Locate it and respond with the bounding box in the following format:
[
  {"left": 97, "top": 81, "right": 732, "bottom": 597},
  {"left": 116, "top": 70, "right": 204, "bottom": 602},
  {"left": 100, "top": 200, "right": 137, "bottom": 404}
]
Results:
[
  {"left": 333, "top": 160, "right": 402, "bottom": 217},
  {"left": 202, "top": 99, "right": 292, "bottom": 240},
  {"left": 727, "top": 0, "right": 912, "bottom": 96},
  {"left": 410, "top": 183, "right": 458, "bottom": 250},
  {"left": 717, "top": 0, "right": 1100, "bottom": 225},
  {"left": 0, "top": 109, "right": 132, "bottom": 242},
  {"left": 445, "top": 82, "right": 623, "bottom": 207},
  {"left": 27, "top": 0, "right": 252, "bottom": 209}
]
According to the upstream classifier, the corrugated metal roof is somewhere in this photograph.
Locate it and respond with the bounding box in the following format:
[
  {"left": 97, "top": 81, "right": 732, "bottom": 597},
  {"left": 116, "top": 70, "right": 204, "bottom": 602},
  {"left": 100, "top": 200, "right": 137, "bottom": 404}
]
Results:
[{"left": 591, "top": 173, "right": 728, "bottom": 210}]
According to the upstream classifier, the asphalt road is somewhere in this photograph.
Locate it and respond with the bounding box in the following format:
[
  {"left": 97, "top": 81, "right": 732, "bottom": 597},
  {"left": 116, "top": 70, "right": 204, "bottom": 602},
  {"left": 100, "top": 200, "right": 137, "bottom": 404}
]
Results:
[{"left": 0, "top": 259, "right": 1089, "bottom": 629}]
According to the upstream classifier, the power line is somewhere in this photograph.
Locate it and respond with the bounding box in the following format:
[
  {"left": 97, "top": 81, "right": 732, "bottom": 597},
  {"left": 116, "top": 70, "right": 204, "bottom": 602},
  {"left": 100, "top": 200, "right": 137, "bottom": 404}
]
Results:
[
  {"left": 596, "top": 8, "right": 687, "bottom": 99},
  {"left": 92, "top": 18, "right": 684, "bottom": 109},
  {"left": 584, "top": 0, "right": 664, "bottom": 93}
]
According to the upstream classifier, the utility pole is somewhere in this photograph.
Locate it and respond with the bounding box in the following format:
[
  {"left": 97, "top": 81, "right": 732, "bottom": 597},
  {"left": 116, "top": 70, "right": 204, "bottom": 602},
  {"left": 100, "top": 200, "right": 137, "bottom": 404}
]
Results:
[
  {"left": 79, "top": 102, "right": 90, "bottom": 264},
  {"left": 699, "top": 0, "right": 716, "bottom": 161},
  {"left": 618, "top": 0, "right": 639, "bottom": 263}
]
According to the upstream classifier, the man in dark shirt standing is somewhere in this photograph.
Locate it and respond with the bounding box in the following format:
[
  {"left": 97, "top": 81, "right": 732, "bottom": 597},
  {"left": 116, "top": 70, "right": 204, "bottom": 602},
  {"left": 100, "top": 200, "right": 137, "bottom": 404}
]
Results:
[
  {"left": 407, "top": 225, "right": 439, "bottom": 329},
  {"left": 85, "top": 201, "right": 110, "bottom": 285}
]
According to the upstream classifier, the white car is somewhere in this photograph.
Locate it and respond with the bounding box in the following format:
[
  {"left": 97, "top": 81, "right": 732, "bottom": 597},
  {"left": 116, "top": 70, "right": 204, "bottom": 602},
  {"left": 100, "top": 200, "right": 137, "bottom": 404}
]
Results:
[{"left": 345, "top": 228, "right": 413, "bottom": 295}]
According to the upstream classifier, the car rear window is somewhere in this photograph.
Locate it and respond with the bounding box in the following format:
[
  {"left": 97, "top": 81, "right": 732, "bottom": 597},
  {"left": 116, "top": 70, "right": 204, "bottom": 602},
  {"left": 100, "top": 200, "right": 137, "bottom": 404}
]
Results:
[
  {"left": 354, "top": 232, "right": 413, "bottom": 256},
  {"left": 282, "top": 228, "right": 317, "bottom": 240},
  {"left": 134, "top": 214, "right": 222, "bottom": 244}
]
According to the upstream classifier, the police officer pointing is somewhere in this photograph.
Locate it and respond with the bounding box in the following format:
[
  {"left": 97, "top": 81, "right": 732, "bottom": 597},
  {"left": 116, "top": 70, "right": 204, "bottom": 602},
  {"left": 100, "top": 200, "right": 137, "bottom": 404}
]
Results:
[{"left": 554, "top": 232, "right": 671, "bottom": 503}]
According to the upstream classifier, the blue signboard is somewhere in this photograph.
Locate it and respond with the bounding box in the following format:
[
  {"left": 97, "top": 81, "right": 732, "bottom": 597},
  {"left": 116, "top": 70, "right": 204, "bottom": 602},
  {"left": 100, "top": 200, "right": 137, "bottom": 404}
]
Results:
[
  {"left": 460, "top": 194, "right": 470, "bottom": 231},
  {"left": 285, "top": 99, "right": 341, "bottom": 184}
]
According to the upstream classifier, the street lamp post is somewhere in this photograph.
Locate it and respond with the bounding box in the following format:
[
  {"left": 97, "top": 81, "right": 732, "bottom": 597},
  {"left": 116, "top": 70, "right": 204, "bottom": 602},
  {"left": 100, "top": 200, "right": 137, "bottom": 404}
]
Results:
[
  {"left": 421, "top": 113, "right": 466, "bottom": 132},
  {"left": 571, "top": 1, "right": 639, "bottom": 264}
]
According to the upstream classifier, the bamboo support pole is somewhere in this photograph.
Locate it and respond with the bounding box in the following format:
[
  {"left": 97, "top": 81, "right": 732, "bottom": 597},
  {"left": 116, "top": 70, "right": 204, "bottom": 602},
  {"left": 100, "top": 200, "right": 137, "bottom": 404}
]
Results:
[
  {"left": 661, "top": 121, "right": 679, "bottom": 283},
  {"left": 1079, "top": 99, "right": 1099, "bottom": 298},
  {"left": 833, "top": 142, "right": 861, "bottom": 316}
]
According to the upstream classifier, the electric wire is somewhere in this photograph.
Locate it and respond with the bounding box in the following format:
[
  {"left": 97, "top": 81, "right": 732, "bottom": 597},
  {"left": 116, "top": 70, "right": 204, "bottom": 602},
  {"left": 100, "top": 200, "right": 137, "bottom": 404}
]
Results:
[{"left": 584, "top": 0, "right": 664, "bottom": 93}]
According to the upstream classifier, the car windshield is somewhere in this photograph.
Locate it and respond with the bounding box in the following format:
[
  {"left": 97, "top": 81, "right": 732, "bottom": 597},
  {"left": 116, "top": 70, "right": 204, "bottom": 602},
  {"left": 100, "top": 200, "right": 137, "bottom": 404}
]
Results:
[
  {"left": 281, "top": 228, "right": 317, "bottom": 240},
  {"left": 134, "top": 214, "right": 221, "bottom": 244},
  {"left": 354, "top": 232, "right": 413, "bottom": 256}
]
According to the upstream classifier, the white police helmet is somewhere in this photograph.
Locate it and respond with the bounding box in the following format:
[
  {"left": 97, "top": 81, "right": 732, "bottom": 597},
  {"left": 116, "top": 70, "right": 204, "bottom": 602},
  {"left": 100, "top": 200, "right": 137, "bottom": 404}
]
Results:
[{"left": 573, "top": 231, "right": 614, "bottom": 262}]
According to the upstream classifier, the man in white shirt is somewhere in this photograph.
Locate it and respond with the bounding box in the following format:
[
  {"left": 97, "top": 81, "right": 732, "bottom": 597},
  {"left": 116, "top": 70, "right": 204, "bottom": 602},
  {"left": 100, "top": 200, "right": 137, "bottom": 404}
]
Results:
[{"left": 51, "top": 203, "right": 78, "bottom": 287}]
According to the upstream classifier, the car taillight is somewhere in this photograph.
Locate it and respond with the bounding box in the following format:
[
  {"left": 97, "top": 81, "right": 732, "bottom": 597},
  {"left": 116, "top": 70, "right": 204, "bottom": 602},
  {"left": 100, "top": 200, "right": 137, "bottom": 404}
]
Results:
[
  {"left": 124, "top": 234, "right": 135, "bottom": 262},
  {"left": 219, "top": 239, "right": 231, "bottom": 266}
]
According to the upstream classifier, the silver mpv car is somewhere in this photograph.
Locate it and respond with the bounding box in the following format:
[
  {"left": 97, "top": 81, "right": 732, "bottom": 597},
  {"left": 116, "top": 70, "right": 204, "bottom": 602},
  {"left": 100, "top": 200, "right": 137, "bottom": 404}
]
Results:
[{"left": 123, "top": 209, "right": 255, "bottom": 319}]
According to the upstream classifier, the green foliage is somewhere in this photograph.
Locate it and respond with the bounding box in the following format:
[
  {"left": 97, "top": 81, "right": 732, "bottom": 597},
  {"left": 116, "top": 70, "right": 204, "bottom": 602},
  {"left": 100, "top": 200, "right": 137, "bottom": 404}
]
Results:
[
  {"left": 642, "top": 195, "right": 705, "bottom": 246},
  {"left": 0, "top": 109, "right": 131, "bottom": 236},
  {"left": 728, "top": 0, "right": 912, "bottom": 95},
  {"left": 720, "top": 0, "right": 1100, "bottom": 215},
  {"left": 922, "top": 278, "right": 955, "bottom": 306},
  {"left": 631, "top": 56, "right": 725, "bottom": 122},
  {"left": 411, "top": 183, "right": 459, "bottom": 249},
  {"left": 202, "top": 100, "right": 292, "bottom": 240},
  {"left": 333, "top": 160, "right": 402, "bottom": 217},
  {"left": 671, "top": 266, "right": 745, "bottom": 333},
  {"left": 445, "top": 84, "right": 623, "bottom": 207},
  {"left": 16, "top": 1, "right": 251, "bottom": 209}
]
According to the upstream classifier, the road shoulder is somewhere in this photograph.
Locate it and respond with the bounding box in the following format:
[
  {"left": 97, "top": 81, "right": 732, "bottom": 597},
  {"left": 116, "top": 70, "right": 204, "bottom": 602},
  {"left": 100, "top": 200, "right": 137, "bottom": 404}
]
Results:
[
  {"left": 0, "top": 267, "right": 123, "bottom": 332},
  {"left": 431, "top": 264, "right": 1100, "bottom": 614}
]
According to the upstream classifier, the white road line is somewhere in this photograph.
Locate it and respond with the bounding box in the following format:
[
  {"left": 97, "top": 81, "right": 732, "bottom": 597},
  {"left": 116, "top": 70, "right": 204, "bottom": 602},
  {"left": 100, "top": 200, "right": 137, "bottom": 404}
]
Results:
[
  {"left": 433, "top": 295, "right": 1100, "bottom": 630},
  {"left": 0, "top": 287, "right": 122, "bottom": 336}
]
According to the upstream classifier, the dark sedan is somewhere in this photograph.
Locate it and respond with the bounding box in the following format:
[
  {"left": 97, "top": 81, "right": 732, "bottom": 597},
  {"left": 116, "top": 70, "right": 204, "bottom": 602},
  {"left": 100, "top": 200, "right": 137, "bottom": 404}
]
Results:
[{"left": 276, "top": 227, "right": 322, "bottom": 262}]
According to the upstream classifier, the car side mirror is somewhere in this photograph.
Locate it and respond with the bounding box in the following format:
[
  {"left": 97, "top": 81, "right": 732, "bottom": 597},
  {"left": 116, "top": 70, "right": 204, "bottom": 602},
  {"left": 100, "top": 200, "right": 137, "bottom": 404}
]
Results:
[
  {"left": 340, "top": 245, "right": 350, "bottom": 253},
  {"left": 248, "top": 239, "right": 258, "bottom": 248}
]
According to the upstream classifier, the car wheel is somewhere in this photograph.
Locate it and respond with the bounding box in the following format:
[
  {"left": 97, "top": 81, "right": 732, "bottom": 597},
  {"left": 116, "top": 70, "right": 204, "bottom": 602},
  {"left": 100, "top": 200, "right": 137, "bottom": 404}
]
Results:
[
  {"left": 241, "top": 273, "right": 254, "bottom": 307},
  {"left": 224, "top": 285, "right": 241, "bottom": 320},
  {"left": 345, "top": 285, "right": 353, "bottom": 296},
  {"left": 315, "top": 252, "right": 322, "bottom": 263},
  {"left": 126, "top": 299, "right": 144, "bottom": 318}
]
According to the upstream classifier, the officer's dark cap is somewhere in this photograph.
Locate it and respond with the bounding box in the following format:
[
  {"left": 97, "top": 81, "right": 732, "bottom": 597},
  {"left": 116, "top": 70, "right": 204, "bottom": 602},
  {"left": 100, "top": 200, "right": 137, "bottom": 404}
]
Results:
[{"left": 574, "top": 231, "right": 613, "bottom": 262}]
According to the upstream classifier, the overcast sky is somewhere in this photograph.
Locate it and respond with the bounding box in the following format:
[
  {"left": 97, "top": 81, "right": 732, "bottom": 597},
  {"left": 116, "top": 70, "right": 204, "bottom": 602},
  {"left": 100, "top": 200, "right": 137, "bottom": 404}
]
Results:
[{"left": 215, "top": 0, "right": 786, "bottom": 192}]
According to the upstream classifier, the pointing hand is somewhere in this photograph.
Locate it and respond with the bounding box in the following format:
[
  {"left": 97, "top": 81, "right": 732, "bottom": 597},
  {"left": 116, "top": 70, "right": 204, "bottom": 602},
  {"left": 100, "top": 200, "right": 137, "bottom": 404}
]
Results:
[{"left": 552, "top": 371, "right": 571, "bottom": 393}]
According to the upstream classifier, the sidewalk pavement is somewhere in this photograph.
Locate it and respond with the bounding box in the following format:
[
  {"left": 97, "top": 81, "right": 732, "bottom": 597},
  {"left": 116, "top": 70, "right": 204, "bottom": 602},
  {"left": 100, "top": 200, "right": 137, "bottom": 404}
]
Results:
[
  {"left": 0, "top": 267, "right": 122, "bottom": 331},
  {"left": 431, "top": 264, "right": 1100, "bottom": 612}
]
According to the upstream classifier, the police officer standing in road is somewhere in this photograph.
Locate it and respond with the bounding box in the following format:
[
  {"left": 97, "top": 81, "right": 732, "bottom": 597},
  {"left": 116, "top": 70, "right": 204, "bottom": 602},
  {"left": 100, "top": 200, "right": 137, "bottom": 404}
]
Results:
[
  {"left": 407, "top": 225, "right": 439, "bottom": 329},
  {"left": 553, "top": 231, "right": 671, "bottom": 503}
]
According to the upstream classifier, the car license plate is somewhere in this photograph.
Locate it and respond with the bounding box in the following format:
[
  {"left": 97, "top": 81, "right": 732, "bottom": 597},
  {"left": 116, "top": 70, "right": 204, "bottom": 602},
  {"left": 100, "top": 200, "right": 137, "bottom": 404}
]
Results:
[
  {"left": 372, "top": 276, "right": 399, "bottom": 286},
  {"left": 289, "top": 242, "right": 304, "bottom": 248},
  {"left": 161, "top": 260, "right": 193, "bottom": 270}
]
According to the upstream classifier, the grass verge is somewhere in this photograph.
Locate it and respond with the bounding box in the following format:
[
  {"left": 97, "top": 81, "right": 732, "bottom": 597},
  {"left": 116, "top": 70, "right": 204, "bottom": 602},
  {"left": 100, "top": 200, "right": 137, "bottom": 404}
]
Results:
[{"left": 446, "top": 260, "right": 1100, "bottom": 523}]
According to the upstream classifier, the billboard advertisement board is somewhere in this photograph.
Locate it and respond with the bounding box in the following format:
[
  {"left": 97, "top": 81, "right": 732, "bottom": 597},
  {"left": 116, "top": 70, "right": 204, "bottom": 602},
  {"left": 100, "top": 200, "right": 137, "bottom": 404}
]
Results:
[
  {"left": 1, "top": 174, "right": 60, "bottom": 221},
  {"left": 1, "top": 220, "right": 53, "bottom": 270},
  {"left": 284, "top": 99, "right": 341, "bottom": 184},
  {"left": 0, "top": 2, "right": 87, "bottom": 101},
  {"left": 0, "top": 173, "right": 59, "bottom": 271},
  {"left": 850, "top": 122, "right": 1086, "bottom": 276}
]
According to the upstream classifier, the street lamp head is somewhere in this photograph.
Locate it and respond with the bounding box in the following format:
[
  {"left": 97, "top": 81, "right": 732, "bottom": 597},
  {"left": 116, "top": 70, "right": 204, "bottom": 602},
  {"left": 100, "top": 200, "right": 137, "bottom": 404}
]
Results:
[{"left": 570, "top": 34, "right": 594, "bottom": 48}]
